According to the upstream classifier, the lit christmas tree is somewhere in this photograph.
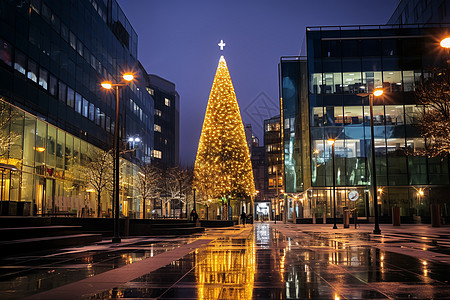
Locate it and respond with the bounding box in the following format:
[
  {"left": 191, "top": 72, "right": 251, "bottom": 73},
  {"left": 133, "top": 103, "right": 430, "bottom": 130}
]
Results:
[{"left": 194, "top": 56, "right": 255, "bottom": 203}]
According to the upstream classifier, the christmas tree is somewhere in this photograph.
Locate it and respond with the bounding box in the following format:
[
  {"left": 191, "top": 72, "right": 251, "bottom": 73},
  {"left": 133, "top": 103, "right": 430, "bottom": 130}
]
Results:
[{"left": 194, "top": 56, "right": 255, "bottom": 201}]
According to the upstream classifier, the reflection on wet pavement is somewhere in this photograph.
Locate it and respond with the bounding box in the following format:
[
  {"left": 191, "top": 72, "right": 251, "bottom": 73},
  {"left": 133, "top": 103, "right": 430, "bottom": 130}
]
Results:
[
  {"left": 0, "top": 238, "right": 200, "bottom": 299},
  {"left": 1, "top": 224, "right": 450, "bottom": 299}
]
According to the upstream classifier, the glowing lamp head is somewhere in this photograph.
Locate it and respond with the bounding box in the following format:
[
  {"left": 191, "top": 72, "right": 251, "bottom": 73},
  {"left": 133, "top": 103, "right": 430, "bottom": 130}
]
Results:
[
  {"left": 101, "top": 81, "right": 112, "bottom": 89},
  {"left": 327, "top": 139, "right": 335, "bottom": 145},
  {"left": 280, "top": 189, "right": 284, "bottom": 193},
  {"left": 123, "top": 73, "right": 134, "bottom": 81},
  {"left": 373, "top": 89, "right": 384, "bottom": 97},
  {"left": 377, "top": 188, "right": 383, "bottom": 193},
  {"left": 418, "top": 190, "right": 424, "bottom": 196},
  {"left": 440, "top": 37, "right": 450, "bottom": 48},
  {"left": 313, "top": 149, "right": 320, "bottom": 154}
]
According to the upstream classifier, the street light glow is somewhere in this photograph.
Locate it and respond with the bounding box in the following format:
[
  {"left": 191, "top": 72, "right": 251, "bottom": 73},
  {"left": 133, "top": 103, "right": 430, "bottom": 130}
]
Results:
[
  {"left": 373, "top": 89, "right": 384, "bottom": 97},
  {"left": 327, "top": 138, "right": 335, "bottom": 145},
  {"left": 440, "top": 37, "right": 450, "bottom": 48},
  {"left": 101, "top": 81, "right": 112, "bottom": 89},
  {"left": 123, "top": 73, "right": 134, "bottom": 81}
]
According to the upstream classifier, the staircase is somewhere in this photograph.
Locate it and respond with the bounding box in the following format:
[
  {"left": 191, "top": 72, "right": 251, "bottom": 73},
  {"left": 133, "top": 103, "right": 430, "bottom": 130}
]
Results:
[{"left": 0, "top": 225, "right": 102, "bottom": 255}]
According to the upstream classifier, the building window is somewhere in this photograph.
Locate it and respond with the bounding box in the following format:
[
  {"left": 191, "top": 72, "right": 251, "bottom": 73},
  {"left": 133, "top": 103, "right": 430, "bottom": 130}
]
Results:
[
  {"left": 75, "top": 93, "right": 82, "bottom": 114},
  {"left": 38, "top": 67, "right": 48, "bottom": 90},
  {"left": 152, "top": 150, "right": 162, "bottom": 159},
  {"left": 58, "top": 81, "right": 67, "bottom": 103},
  {"left": 106, "top": 116, "right": 111, "bottom": 133},
  {"left": 95, "top": 107, "right": 100, "bottom": 126},
  {"left": 89, "top": 103, "right": 94, "bottom": 121},
  {"left": 69, "top": 31, "right": 76, "bottom": 50},
  {"left": 155, "top": 109, "right": 162, "bottom": 117},
  {"left": 49, "top": 75, "right": 57, "bottom": 97},
  {"left": 146, "top": 87, "right": 154, "bottom": 96},
  {"left": 82, "top": 98, "right": 89, "bottom": 118},
  {"left": 27, "top": 60, "right": 38, "bottom": 82},
  {"left": 67, "top": 87, "right": 75, "bottom": 108},
  {"left": 165, "top": 98, "right": 170, "bottom": 107},
  {"left": 14, "top": 50, "right": 26, "bottom": 75},
  {"left": 154, "top": 124, "right": 161, "bottom": 132},
  {"left": 0, "top": 38, "right": 12, "bottom": 67}
]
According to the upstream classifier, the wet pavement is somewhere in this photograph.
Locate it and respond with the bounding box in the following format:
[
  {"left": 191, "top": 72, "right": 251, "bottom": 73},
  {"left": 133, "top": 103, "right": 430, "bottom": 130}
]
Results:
[{"left": 0, "top": 223, "right": 449, "bottom": 299}]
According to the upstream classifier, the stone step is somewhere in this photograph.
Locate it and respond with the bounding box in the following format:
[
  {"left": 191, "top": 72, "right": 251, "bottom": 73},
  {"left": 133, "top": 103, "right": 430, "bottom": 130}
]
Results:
[
  {"left": 147, "top": 222, "right": 197, "bottom": 228},
  {"left": 0, "top": 233, "right": 102, "bottom": 255},
  {"left": 0, "top": 225, "right": 83, "bottom": 241},
  {"left": 129, "top": 226, "right": 205, "bottom": 236}
]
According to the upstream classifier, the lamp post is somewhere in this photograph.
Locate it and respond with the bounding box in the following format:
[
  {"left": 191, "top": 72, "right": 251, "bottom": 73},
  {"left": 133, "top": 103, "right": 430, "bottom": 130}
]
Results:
[
  {"left": 327, "top": 138, "right": 337, "bottom": 229},
  {"left": 358, "top": 89, "right": 383, "bottom": 234},
  {"left": 101, "top": 73, "right": 134, "bottom": 243},
  {"left": 280, "top": 189, "right": 286, "bottom": 224},
  {"left": 193, "top": 188, "right": 196, "bottom": 214}
]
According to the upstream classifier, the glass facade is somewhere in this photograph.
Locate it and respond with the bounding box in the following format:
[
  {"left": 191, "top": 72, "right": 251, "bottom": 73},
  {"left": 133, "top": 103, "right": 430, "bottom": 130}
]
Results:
[
  {"left": 0, "top": 0, "right": 153, "bottom": 217},
  {"left": 0, "top": 98, "right": 139, "bottom": 216},
  {"left": 280, "top": 25, "right": 450, "bottom": 221}
]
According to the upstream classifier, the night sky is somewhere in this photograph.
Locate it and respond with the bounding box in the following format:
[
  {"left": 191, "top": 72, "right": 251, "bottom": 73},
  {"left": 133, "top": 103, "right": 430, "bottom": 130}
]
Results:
[{"left": 117, "top": 0, "right": 399, "bottom": 165}]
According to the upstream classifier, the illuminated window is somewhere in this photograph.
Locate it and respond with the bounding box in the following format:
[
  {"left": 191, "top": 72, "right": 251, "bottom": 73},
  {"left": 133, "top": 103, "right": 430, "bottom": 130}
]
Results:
[
  {"left": 155, "top": 109, "right": 162, "bottom": 117},
  {"left": 165, "top": 98, "right": 170, "bottom": 107},
  {"left": 146, "top": 87, "right": 154, "bottom": 96},
  {"left": 152, "top": 150, "right": 162, "bottom": 159},
  {"left": 154, "top": 124, "right": 161, "bottom": 132}
]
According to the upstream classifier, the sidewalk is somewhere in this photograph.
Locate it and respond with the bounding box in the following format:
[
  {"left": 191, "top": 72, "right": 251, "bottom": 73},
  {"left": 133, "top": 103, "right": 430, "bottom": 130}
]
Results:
[{"left": 273, "top": 222, "right": 450, "bottom": 265}]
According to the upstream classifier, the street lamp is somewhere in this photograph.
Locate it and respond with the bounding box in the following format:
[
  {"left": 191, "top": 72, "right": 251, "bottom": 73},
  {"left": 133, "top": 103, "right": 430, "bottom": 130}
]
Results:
[
  {"left": 440, "top": 37, "right": 450, "bottom": 48},
  {"left": 101, "top": 72, "right": 134, "bottom": 243},
  {"left": 417, "top": 188, "right": 424, "bottom": 216},
  {"left": 327, "top": 138, "right": 337, "bottom": 229},
  {"left": 357, "top": 88, "right": 383, "bottom": 234}
]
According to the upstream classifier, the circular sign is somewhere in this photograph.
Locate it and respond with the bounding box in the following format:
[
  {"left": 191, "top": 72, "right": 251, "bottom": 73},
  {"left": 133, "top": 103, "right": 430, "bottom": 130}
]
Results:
[{"left": 348, "top": 190, "right": 359, "bottom": 202}]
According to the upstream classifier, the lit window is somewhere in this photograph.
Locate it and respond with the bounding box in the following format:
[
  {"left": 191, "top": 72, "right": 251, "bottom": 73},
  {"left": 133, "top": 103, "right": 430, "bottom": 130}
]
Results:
[
  {"left": 155, "top": 109, "right": 162, "bottom": 117},
  {"left": 38, "top": 67, "right": 48, "bottom": 90},
  {"left": 152, "top": 150, "right": 162, "bottom": 159},
  {"left": 27, "top": 60, "right": 38, "bottom": 82},
  {"left": 14, "top": 50, "right": 26, "bottom": 75},
  {"left": 146, "top": 87, "right": 154, "bottom": 96},
  {"left": 154, "top": 124, "right": 161, "bottom": 132},
  {"left": 165, "top": 98, "right": 170, "bottom": 107}
]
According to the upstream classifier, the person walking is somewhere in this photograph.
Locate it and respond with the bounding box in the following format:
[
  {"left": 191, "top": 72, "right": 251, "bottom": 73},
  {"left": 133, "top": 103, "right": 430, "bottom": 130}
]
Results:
[{"left": 240, "top": 210, "right": 247, "bottom": 227}]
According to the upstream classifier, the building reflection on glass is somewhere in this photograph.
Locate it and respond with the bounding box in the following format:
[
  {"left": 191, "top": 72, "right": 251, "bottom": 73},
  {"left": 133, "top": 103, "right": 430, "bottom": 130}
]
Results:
[{"left": 195, "top": 235, "right": 255, "bottom": 299}]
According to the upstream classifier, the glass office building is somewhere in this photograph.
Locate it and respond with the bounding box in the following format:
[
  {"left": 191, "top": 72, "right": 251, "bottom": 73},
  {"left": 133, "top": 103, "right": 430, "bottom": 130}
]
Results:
[
  {"left": 280, "top": 25, "right": 450, "bottom": 222},
  {"left": 0, "top": 0, "right": 154, "bottom": 217}
]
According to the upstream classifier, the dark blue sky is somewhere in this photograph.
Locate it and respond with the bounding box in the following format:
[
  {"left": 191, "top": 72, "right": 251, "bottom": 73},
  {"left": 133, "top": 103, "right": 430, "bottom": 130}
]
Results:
[{"left": 118, "top": 0, "right": 399, "bottom": 165}]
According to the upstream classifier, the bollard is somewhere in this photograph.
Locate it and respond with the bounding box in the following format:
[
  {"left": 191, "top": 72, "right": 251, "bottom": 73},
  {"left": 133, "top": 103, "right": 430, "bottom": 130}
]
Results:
[
  {"left": 343, "top": 207, "right": 349, "bottom": 228},
  {"left": 392, "top": 206, "right": 400, "bottom": 226}
]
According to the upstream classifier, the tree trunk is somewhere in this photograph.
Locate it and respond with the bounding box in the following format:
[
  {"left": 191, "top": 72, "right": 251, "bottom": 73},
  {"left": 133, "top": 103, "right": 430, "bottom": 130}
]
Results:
[
  {"left": 97, "top": 192, "right": 101, "bottom": 218},
  {"left": 142, "top": 198, "right": 145, "bottom": 219}
]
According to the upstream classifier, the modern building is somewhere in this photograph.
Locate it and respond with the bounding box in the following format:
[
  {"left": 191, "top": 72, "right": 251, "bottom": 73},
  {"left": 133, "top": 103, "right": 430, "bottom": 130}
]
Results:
[
  {"left": 264, "top": 115, "right": 284, "bottom": 220},
  {"left": 388, "top": 0, "right": 450, "bottom": 24},
  {"left": 279, "top": 24, "right": 450, "bottom": 223},
  {"left": 0, "top": 0, "right": 154, "bottom": 217},
  {"left": 147, "top": 74, "right": 179, "bottom": 168}
]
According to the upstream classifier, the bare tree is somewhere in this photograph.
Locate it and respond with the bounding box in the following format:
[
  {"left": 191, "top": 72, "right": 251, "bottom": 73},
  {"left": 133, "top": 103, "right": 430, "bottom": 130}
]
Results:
[
  {"left": 415, "top": 68, "right": 450, "bottom": 156},
  {"left": 85, "top": 148, "right": 114, "bottom": 217},
  {"left": 136, "top": 163, "right": 161, "bottom": 219},
  {"left": 0, "top": 100, "right": 19, "bottom": 157}
]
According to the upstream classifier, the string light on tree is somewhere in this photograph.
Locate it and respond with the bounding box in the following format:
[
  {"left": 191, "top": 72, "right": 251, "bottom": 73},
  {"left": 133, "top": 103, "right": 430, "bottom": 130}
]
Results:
[{"left": 194, "top": 55, "right": 255, "bottom": 203}]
